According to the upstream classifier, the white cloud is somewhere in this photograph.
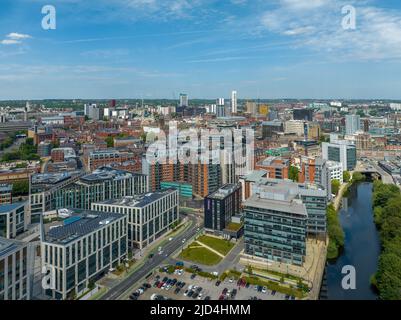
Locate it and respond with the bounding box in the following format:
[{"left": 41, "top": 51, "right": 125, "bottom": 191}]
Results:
[
  {"left": 1, "top": 39, "right": 21, "bottom": 45},
  {"left": 1, "top": 32, "right": 32, "bottom": 46},
  {"left": 258, "top": 0, "right": 401, "bottom": 61},
  {"left": 6, "top": 33, "right": 32, "bottom": 40}
]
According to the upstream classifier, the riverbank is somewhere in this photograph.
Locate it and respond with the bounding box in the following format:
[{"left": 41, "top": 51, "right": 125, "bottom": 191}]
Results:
[
  {"left": 326, "top": 182, "right": 380, "bottom": 300},
  {"left": 371, "top": 180, "right": 401, "bottom": 300}
]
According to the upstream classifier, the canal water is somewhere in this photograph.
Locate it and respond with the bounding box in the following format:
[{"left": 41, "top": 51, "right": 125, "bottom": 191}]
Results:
[{"left": 325, "top": 182, "right": 381, "bottom": 300}]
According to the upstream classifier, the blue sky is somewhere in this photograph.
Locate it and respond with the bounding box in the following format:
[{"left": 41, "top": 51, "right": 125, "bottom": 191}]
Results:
[{"left": 1, "top": 0, "right": 401, "bottom": 100}]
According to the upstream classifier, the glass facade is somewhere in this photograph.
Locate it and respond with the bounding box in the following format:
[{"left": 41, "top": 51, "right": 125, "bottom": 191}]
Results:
[{"left": 244, "top": 203, "right": 307, "bottom": 266}]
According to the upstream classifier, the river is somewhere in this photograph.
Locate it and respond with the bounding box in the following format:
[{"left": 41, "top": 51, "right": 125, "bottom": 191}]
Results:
[{"left": 325, "top": 182, "right": 381, "bottom": 300}]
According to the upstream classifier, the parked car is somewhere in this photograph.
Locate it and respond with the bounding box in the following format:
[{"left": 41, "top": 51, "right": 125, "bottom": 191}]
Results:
[
  {"left": 191, "top": 274, "right": 197, "bottom": 279},
  {"left": 215, "top": 280, "right": 221, "bottom": 287}
]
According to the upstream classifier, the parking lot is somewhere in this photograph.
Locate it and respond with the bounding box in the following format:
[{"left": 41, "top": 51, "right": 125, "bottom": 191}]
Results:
[{"left": 126, "top": 268, "right": 294, "bottom": 301}]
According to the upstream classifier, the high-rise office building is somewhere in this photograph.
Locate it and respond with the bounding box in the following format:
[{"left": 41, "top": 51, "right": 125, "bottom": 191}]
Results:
[
  {"left": 41, "top": 211, "right": 128, "bottom": 300},
  {"left": 345, "top": 114, "right": 361, "bottom": 135},
  {"left": 92, "top": 189, "right": 179, "bottom": 250},
  {"left": 0, "top": 202, "right": 29, "bottom": 239},
  {"left": 179, "top": 94, "right": 189, "bottom": 108},
  {"left": 244, "top": 187, "right": 308, "bottom": 266},
  {"left": 204, "top": 184, "right": 242, "bottom": 234},
  {"left": 231, "top": 91, "right": 237, "bottom": 114},
  {"left": 0, "top": 237, "right": 34, "bottom": 300},
  {"left": 322, "top": 141, "right": 357, "bottom": 171}
]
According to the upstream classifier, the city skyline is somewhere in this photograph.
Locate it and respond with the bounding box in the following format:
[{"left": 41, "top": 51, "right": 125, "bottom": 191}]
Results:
[{"left": 1, "top": 0, "right": 401, "bottom": 100}]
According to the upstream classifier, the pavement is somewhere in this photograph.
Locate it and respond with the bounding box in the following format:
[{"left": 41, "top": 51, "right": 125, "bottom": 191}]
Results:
[{"left": 100, "top": 214, "right": 201, "bottom": 300}]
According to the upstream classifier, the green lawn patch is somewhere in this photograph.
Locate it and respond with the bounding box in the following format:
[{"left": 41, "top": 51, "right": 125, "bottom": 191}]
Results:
[
  {"left": 197, "top": 235, "right": 235, "bottom": 256},
  {"left": 179, "top": 245, "right": 222, "bottom": 266}
]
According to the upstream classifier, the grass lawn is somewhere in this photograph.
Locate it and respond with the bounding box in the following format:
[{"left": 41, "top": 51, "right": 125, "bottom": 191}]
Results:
[
  {"left": 197, "top": 235, "right": 235, "bottom": 256},
  {"left": 179, "top": 245, "right": 222, "bottom": 266}
]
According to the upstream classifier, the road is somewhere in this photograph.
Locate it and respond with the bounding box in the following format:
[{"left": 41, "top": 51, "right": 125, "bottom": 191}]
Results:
[
  {"left": 101, "top": 214, "right": 200, "bottom": 300},
  {"left": 0, "top": 137, "right": 25, "bottom": 156}
]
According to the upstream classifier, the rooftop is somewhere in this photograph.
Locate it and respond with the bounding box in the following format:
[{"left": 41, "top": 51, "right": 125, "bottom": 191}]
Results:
[
  {"left": 207, "top": 184, "right": 241, "bottom": 200},
  {"left": 97, "top": 189, "right": 177, "bottom": 208},
  {"left": 80, "top": 166, "right": 144, "bottom": 183},
  {"left": 245, "top": 194, "right": 307, "bottom": 217},
  {"left": 0, "top": 201, "right": 26, "bottom": 214},
  {"left": 0, "top": 237, "right": 24, "bottom": 257},
  {"left": 44, "top": 211, "right": 124, "bottom": 245}
]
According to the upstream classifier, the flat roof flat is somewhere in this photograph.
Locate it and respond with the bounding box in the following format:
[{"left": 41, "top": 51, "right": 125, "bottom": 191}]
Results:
[
  {"left": 97, "top": 189, "right": 177, "bottom": 208},
  {"left": 0, "top": 202, "right": 26, "bottom": 214},
  {"left": 44, "top": 211, "right": 124, "bottom": 245},
  {"left": 244, "top": 195, "right": 307, "bottom": 217}
]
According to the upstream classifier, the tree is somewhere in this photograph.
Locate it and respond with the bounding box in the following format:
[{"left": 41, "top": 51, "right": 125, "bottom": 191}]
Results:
[
  {"left": 105, "top": 136, "right": 114, "bottom": 148},
  {"left": 289, "top": 166, "right": 299, "bottom": 182},
  {"left": 331, "top": 179, "right": 341, "bottom": 195},
  {"left": 343, "top": 171, "right": 351, "bottom": 183},
  {"left": 12, "top": 180, "right": 29, "bottom": 196}
]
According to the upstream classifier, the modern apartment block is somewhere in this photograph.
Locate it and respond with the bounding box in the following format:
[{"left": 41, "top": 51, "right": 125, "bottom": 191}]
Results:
[
  {"left": 299, "top": 157, "right": 332, "bottom": 197},
  {"left": 85, "top": 150, "right": 142, "bottom": 173},
  {"left": 91, "top": 189, "right": 179, "bottom": 250},
  {"left": 204, "top": 184, "right": 242, "bottom": 234},
  {"left": 0, "top": 237, "right": 34, "bottom": 300},
  {"left": 41, "top": 211, "right": 128, "bottom": 300},
  {"left": 322, "top": 141, "right": 357, "bottom": 171},
  {"left": 0, "top": 202, "right": 29, "bottom": 239},
  {"left": 0, "top": 184, "right": 12, "bottom": 205},
  {"left": 30, "top": 168, "right": 148, "bottom": 217},
  {"left": 255, "top": 156, "right": 290, "bottom": 179},
  {"left": 243, "top": 188, "right": 308, "bottom": 266}
]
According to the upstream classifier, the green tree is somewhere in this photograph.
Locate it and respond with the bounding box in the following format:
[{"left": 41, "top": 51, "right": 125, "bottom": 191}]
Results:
[
  {"left": 105, "top": 136, "right": 114, "bottom": 148},
  {"left": 343, "top": 171, "right": 351, "bottom": 183},
  {"left": 331, "top": 179, "right": 341, "bottom": 195},
  {"left": 289, "top": 166, "right": 299, "bottom": 182},
  {"left": 12, "top": 180, "right": 29, "bottom": 196}
]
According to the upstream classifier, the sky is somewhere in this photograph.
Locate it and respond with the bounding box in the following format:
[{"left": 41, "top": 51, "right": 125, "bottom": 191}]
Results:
[{"left": 1, "top": 0, "right": 401, "bottom": 100}]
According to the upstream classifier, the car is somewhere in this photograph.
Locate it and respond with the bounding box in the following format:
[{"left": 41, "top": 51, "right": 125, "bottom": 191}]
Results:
[
  {"left": 129, "top": 295, "right": 138, "bottom": 300},
  {"left": 257, "top": 286, "right": 263, "bottom": 292},
  {"left": 254, "top": 285, "right": 258, "bottom": 291},
  {"left": 153, "top": 281, "right": 160, "bottom": 288},
  {"left": 174, "top": 288, "right": 181, "bottom": 294},
  {"left": 188, "top": 291, "right": 194, "bottom": 298},
  {"left": 215, "top": 280, "right": 221, "bottom": 287},
  {"left": 162, "top": 277, "right": 168, "bottom": 282},
  {"left": 191, "top": 274, "right": 197, "bottom": 279},
  {"left": 192, "top": 292, "right": 199, "bottom": 299},
  {"left": 262, "top": 286, "right": 267, "bottom": 294},
  {"left": 285, "top": 295, "right": 290, "bottom": 300},
  {"left": 291, "top": 296, "right": 296, "bottom": 300},
  {"left": 176, "top": 281, "right": 182, "bottom": 287},
  {"left": 169, "top": 237, "right": 174, "bottom": 241},
  {"left": 232, "top": 289, "right": 237, "bottom": 297},
  {"left": 148, "top": 254, "right": 154, "bottom": 259},
  {"left": 222, "top": 288, "right": 228, "bottom": 295},
  {"left": 184, "top": 290, "right": 189, "bottom": 296},
  {"left": 138, "top": 288, "right": 144, "bottom": 295},
  {"left": 218, "top": 295, "right": 225, "bottom": 300},
  {"left": 197, "top": 294, "right": 203, "bottom": 300},
  {"left": 157, "top": 282, "right": 164, "bottom": 289},
  {"left": 144, "top": 283, "right": 151, "bottom": 289},
  {"left": 245, "top": 283, "right": 250, "bottom": 289},
  {"left": 229, "top": 278, "right": 234, "bottom": 283},
  {"left": 196, "top": 287, "right": 202, "bottom": 293},
  {"left": 204, "top": 296, "right": 211, "bottom": 300},
  {"left": 271, "top": 290, "right": 276, "bottom": 296}
]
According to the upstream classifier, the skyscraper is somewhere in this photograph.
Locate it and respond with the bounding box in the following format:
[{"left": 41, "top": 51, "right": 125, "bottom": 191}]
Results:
[
  {"left": 345, "top": 114, "right": 361, "bottom": 135},
  {"left": 179, "top": 93, "right": 189, "bottom": 107},
  {"left": 231, "top": 90, "right": 237, "bottom": 114}
]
